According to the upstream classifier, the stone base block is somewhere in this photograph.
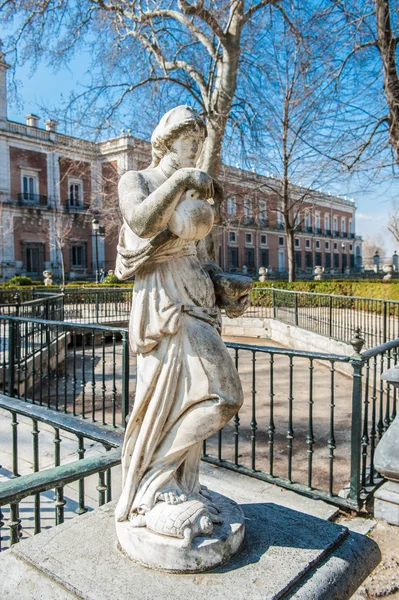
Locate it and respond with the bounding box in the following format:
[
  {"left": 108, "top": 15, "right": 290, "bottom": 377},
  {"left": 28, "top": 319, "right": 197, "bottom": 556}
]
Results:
[
  {"left": 0, "top": 498, "right": 380, "bottom": 599},
  {"left": 116, "top": 491, "right": 245, "bottom": 573},
  {"left": 374, "top": 481, "right": 399, "bottom": 526}
]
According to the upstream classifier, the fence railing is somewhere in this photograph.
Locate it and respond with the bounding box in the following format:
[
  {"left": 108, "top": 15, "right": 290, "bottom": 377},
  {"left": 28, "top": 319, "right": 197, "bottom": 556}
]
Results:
[
  {"left": 0, "top": 294, "right": 397, "bottom": 513},
  {"left": 0, "top": 314, "right": 132, "bottom": 428},
  {"left": 248, "top": 287, "right": 399, "bottom": 348},
  {"left": 0, "top": 394, "right": 122, "bottom": 551}
]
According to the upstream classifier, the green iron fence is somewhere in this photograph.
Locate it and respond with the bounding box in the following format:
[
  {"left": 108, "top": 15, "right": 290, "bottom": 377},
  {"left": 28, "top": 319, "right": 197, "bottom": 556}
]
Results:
[
  {"left": 249, "top": 287, "right": 399, "bottom": 348},
  {"left": 2, "top": 286, "right": 398, "bottom": 349},
  {"left": 0, "top": 394, "right": 122, "bottom": 551},
  {"left": 0, "top": 311, "right": 394, "bottom": 513},
  {"left": 202, "top": 338, "right": 395, "bottom": 511},
  {"left": 0, "top": 315, "right": 132, "bottom": 427}
]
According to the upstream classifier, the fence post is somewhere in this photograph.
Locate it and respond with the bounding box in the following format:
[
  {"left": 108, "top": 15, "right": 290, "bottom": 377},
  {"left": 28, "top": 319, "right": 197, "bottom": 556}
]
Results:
[
  {"left": 349, "top": 330, "right": 365, "bottom": 506},
  {"left": 95, "top": 292, "right": 99, "bottom": 325},
  {"left": 328, "top": 295, "right": 333, "bottom": 338},
  {"left": 383, "top": 301, "right": 387, "bottom": 343},
  {"left": 272, "top": 287, "right": 276, "bottom": 320},
  {"left": 121, "top": 331, "right": 130, "bottom": 427},
  {"left": 8, "top": 320, "right": 16, "bottom": 397},
  {"left": 294, "top": 292, "right": 299, "bottom": 327}
]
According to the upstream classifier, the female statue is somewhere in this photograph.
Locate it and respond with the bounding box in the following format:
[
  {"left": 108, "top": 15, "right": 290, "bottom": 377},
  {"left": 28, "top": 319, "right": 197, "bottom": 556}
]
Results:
[{"left": 115, "top": 106, "right": 251, "bottom": 570}]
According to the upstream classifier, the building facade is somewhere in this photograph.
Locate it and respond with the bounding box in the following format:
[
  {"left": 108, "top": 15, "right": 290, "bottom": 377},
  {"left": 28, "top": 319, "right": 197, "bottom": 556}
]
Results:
[{"left": 0, "top": 50, "right": 362, "bottom": 281}]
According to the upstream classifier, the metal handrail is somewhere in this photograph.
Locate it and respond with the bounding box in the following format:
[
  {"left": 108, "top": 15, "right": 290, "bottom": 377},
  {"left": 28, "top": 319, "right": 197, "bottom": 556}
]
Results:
[
  {"left": 225, "top": 341, "right": 350, "bottom": 362},
  {"left": 0, "top": 450, "right": 121, "bottom": 506}
]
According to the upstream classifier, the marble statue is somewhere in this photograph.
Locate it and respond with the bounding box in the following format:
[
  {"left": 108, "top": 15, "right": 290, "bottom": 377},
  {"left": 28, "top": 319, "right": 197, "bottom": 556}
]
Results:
[
  {"left": 43, "top": 270, "right": 53, "bottom": 286},
  {"left": 114, "top": 105, "right": 252, "bottom": 572}
]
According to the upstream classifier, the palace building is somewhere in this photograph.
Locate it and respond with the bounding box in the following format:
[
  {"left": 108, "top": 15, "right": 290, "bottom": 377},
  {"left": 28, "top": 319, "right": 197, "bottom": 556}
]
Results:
[{"left": 0, "top": 50, "right": 362, "bottom": 281}]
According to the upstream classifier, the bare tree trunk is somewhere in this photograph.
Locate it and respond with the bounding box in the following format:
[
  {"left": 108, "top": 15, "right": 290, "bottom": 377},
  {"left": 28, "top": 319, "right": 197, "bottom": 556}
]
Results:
[
  {"left": 376, "top": 0, "right": 399, "bottom": 163},
  {"left": 60, "top": 248, "right": 66, "bottom": 287},
  {"left": 286, "top": 228, "right": 296, "bottom": 282}
]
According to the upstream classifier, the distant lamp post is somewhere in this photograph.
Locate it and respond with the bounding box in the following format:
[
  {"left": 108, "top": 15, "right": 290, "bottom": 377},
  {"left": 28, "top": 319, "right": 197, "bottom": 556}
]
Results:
[
  {"left": 92, "top": 218, "right": 100, "bottom": 284},
  {"left": 373, "top": 250, "right": 380, "bottom": 272},
  {"left": 341, "top": 242, "right": 345, "bottom": 274},
  {"left": 393, "top": 250, "right": 398, "bottom": 272}
]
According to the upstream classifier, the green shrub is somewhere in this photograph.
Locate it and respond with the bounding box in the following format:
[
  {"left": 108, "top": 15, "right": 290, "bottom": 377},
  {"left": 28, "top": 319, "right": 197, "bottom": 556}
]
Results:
[
  {"left": 7, "top": 275, "right": 38, "bottom": 287},
  {"left": 103, "top": 274, "right": 120, "bottom": 285}
]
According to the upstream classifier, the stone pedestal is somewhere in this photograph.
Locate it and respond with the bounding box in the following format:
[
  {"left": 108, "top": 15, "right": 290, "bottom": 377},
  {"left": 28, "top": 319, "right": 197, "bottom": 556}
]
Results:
[
  {"left": 0, "top": 490, "right": 380, "bottom": 600},
  {"left": 116, "top": 491, "right": 245, "bottom": 573},
  {"left": 374, "top": 404, "right": 399, "bottom": 526},
  {"left": 374, "top": 481, "right": 399, "bottom": 526}
]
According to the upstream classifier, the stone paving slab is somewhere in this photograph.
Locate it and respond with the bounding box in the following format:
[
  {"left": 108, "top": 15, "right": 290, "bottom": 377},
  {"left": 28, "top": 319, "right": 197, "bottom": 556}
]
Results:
[{"left": 0, "top": 497, "right": 379, "bottom": 600}]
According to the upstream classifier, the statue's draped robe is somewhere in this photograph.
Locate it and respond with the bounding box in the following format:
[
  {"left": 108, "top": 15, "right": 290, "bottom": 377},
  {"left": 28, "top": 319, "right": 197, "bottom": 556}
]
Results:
[{"left": 115, "top": 226, "right": 242, "bottom": 522}]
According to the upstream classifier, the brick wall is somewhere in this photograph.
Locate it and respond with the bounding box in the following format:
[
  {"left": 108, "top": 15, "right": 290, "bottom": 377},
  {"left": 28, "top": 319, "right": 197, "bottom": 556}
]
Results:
[
  {"left": 9, "top": 146, "right": 48, "bottom": 199},
  {"left": 59, "top": 157, "right": 92, "bottom": 208}
]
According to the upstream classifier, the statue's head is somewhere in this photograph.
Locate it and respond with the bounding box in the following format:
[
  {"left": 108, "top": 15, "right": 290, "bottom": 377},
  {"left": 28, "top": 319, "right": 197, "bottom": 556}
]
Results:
[{"left": 151, "top": 105, "right": 207, "bottom": 168}]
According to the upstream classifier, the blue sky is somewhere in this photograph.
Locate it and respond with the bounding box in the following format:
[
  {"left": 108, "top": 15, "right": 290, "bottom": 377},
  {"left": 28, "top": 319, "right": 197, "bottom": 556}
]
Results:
[{"left": 4, "top": 53, "right": 398, "bottom": 256}]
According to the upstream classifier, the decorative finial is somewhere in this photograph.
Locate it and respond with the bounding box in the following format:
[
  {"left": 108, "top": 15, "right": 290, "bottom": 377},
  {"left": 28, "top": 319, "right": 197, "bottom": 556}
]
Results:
[{"left": 350, "top": 327, "right": 365, "bottom": 354}]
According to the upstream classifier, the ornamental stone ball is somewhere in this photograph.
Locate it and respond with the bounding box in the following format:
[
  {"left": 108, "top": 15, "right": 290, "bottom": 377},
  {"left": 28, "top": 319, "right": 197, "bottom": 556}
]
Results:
[{"left": 114, "top": 105, "right": 252, "bottom": 573}]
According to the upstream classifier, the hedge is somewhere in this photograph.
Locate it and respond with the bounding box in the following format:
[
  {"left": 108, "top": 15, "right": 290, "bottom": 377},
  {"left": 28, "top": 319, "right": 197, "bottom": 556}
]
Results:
[{"left": 253, "top": 280, "right": 399, "bottom": 302}]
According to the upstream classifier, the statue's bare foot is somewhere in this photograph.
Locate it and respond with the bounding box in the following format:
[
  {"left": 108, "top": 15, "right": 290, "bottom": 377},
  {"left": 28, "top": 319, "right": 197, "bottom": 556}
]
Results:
[
  {"left": 156, "top": 491, "right": 188, "bottom": 505},
  {"left": 130, "top": 514, "right": 146, "bottom": 527}
]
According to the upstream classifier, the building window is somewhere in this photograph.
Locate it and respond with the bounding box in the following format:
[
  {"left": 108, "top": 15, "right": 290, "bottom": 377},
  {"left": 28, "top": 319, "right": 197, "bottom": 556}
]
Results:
[
  {"left": 228, "top": 246, "right": 239, "bottom": 270},
  {"left": 315, "top": 252, "right": 322, "bottom": 266},
  {"left": 334, "top": 253, "right": 339, "bottom": 269},
  {"left": 244, "top": 199, "right": 253, "bottom": 221},
  {"left": 325, "top": 241, "right": 330, "bottom": 250},
  {"left": 23, "top": 242, "right": 44, "bottom": 273},
  {"left": 333, "top": 216, "right": 338, "bottom": 233},
  {"left": 21, "top": 172, "right": 39, "bottom": 200},
  {"left": 244, "top": 248, "right": 255, "bottom": 269},
  {"left": 245, "top": 232, "right": 253, "bottom": 245},
  {"left": 316, "top": 240, "right": 321, "bottom": 250},
  {"left": 341, "top": 217, "right": 346, "bottom": 234},
  {"left": 305, "top": 210, "right": 311, "bottom": 229},
  {"left": 228, "top": 231, "right": 237, "bottom": 243},
  {"left": 324, "top": 214, "right": 330, "bottom": 232},
  {"left": 315, "top": 212, "right": 321, "bottom": 231},
  {"left": 260, "top": 234, "right": 267, "bottom": 245},
  {"left": 305, "top": 252, "right": 312, "bottom": 268},
  {"left": 277, "top": 210, "right": 284, "bottom": 229},
  {"left": 349, "top": 219, "right": 354, "bottom": 235},
  {"left": 227, "top": 196, "right": 236, "bottom": 215},
  {"left": 341, "top": 242, "right": 346, "bottom": 252},
  {"left": 305, "top": 239, "right": 311, "bottom": 249},
  {"left": 261, "top": 249, "right": 269, "bottom": 267},
  {"left": 334, "top": 242, "right": 338, "bottom": 251},
  {"left": 325, "top": 253, "right": 331, "bottom": 268},
  {"left": 349, "top": 244, "right": 353, "bottom": 252},
  {"left": 295, "top": 238, "right": 300, "bottom": 248},
  {"left": 259, "top": 200, "right": 267, "bottom": 225},
  {"left": 295, "top": 251, "right": 302, "bottom": 268},
  {"left": 278, "top": 236, "right": 284, "bottom": 246},
  {"left": 69, "top": 180, "right": 83, "bottom": 207},
  {"left": 71, "top": 244, "right": 86, "bottom": 269}
]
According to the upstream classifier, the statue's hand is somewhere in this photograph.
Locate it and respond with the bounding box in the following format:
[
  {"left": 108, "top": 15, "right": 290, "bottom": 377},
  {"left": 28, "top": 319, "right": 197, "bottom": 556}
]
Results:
[
  {"left": 212, "top": 273, "right": 253, "bottom": 319},
  {"left": 177, "top": 168, "right": 214, "bottom": 199}
]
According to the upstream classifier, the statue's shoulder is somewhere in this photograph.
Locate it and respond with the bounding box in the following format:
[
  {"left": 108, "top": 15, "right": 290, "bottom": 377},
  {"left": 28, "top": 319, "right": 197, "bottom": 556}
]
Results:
[{"left": 119, "top": 168, "right": 151, "bottom": 190}]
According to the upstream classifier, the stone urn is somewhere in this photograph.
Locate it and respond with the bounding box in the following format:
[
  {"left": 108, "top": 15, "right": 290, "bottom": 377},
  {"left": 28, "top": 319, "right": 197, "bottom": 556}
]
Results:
[
  {"left": 43, "top": 270, "right": 53, "bottom": 286},
  {"left": 258, "top": 267, "right": 268, "bottom": 282},
  {"left": 242, "top": 265, "right": 248, "bottom": 275},
  {"left": 314, "top": 266, "right": 323, "bottom": 281},
  {"left": 383, "top": 264, "right": 393, "bottom": 281}
]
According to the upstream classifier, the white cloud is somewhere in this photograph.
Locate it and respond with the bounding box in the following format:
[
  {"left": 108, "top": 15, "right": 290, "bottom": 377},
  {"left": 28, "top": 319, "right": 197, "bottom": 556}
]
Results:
[{"left": 356, "top": 212, "right": 381, "bottom": 221}]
